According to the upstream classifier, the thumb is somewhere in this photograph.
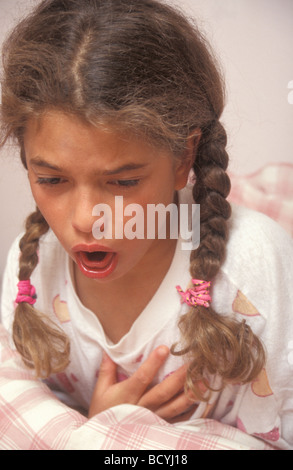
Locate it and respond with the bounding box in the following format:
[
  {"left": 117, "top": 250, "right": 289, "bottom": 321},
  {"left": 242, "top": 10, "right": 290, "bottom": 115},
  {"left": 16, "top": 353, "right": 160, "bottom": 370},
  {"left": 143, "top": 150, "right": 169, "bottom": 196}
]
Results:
[{"left": 95, "top": 351, "right": 117, "bottom": 393}]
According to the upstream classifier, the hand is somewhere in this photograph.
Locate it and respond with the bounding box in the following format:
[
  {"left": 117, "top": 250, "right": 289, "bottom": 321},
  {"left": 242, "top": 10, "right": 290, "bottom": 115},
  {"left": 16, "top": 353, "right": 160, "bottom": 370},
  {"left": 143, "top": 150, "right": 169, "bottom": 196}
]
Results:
[{"left": 88, "top": 346, "right": 197, "bottom": 422}]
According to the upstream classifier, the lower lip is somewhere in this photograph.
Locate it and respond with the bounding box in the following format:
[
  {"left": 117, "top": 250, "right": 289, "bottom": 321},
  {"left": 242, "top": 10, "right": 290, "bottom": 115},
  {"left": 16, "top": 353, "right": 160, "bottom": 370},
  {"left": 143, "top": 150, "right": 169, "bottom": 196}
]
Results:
[{"left": 75, "top": 251, "right": 118, "bottom": 279}]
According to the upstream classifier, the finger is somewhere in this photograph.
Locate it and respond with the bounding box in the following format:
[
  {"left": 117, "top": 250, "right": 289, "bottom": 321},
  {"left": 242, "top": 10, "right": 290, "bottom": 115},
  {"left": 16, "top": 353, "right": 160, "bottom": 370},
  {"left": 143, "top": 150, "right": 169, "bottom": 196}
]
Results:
[
  {"left": 167, "top": 405, "right": 198, "bottom": 424},
  {"left": 126, "top": 345, "right": 170, "bottom": 398},
  {"left": 156, "top": 391, "right": 197, "bottom": 422},
  {"left": 138, "top": 364, "right": 187, "bottom": 410},
  {"left": 94, "top": 351, "right": 117, "bottom": 395}
]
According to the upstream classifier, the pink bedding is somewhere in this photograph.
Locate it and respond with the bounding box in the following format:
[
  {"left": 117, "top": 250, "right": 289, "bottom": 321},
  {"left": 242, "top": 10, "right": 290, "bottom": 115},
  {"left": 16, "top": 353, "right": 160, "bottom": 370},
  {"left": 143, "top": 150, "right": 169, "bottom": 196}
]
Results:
[
  {"left": 228, "top": 163, "right": 293, "bottom": 236},
  {"left": 0, "top": 324, "right": 274, "bottom": 450}
]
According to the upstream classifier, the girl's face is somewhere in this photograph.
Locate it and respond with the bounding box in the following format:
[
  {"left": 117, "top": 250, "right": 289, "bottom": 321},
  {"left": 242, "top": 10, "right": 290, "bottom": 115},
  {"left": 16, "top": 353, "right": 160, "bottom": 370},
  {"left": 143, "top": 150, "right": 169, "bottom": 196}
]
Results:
[{"left": 24, "top": 110, "right": 191, "bottom": 283}]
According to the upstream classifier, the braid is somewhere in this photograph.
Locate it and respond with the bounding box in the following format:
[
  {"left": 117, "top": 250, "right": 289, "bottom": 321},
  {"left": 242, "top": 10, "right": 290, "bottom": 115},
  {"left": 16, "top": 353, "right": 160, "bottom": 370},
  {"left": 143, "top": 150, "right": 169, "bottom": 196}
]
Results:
[
  {"left": 13, "top": 208, "right": 70, "bottom": 377},
  {"left": 191, "top": 121, "right": 231, "bottom": 279},
  {"left": 172, "top": 121, "right": 266, "bottom": 400}
]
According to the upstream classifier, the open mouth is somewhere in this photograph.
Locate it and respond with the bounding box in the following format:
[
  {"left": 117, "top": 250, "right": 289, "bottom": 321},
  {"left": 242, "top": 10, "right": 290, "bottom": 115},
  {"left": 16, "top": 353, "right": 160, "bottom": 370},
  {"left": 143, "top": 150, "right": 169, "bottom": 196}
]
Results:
[
  {"left": 83, "top": 251, "right": 109, "bottom": 265},
  {"left": 75, "top": 250, "right": 118, "bottom": 279}
]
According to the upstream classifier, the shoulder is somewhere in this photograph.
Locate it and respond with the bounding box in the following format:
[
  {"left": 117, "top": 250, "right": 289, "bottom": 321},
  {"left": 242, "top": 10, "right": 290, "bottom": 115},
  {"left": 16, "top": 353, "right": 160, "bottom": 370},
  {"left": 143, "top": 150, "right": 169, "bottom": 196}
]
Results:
[
  {"left": 225, "top": 204, "right": 293, "bottom": 272},
  {"left": 228, "top": 203, "right": 292, "bottom": 246},
  {"left": 221, "top": 204, "right": 293, "bottom": 319}
]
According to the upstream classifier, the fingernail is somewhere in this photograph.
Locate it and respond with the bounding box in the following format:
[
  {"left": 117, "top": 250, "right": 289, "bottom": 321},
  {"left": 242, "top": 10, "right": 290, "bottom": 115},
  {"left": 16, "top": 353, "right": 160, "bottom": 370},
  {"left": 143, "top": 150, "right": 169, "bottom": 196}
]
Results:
[{"left": 157, "top": 345, "right": 170, "bottom": 358}]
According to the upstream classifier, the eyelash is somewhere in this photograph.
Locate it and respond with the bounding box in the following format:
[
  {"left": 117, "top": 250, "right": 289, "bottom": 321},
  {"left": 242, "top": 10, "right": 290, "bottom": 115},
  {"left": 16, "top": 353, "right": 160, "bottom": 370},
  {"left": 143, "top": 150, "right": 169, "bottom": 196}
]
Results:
[
  {"left": 109, "top": 179, "right": 139, "bottom": 187},
  {"left": 36, "top": 177, "right": 140, "bottom": 187},
  {"left": 36, "top": 177, "right": 63, "bottom": 185}
]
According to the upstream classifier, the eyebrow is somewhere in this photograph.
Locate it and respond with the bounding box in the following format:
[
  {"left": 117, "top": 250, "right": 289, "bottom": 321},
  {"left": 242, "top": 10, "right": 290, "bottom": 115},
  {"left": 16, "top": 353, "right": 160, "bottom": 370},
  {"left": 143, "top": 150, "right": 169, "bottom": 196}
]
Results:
[
  {"left": 30, "top": 157, "right": 148, "bottom": 175},
  {"left": 30, "top": 157, "right": 61, "bottom": 171},
  {"left": 103, "top": 163, "right": 148, "bottom": 175}
]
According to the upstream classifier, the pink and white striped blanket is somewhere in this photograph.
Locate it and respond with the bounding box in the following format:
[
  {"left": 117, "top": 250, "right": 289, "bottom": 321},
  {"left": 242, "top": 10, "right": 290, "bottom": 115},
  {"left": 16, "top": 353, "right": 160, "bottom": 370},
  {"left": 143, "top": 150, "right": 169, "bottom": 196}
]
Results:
[{"left": 0, "top": 325, "right": 274, "bottom": 450}]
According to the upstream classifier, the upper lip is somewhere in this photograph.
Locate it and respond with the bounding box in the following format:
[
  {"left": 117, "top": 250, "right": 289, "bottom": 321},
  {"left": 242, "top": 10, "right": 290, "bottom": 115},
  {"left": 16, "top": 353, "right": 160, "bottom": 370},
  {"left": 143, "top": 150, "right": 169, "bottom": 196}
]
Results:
[{"left": 72, "top": 243, "right": 115, "bottom": 253}]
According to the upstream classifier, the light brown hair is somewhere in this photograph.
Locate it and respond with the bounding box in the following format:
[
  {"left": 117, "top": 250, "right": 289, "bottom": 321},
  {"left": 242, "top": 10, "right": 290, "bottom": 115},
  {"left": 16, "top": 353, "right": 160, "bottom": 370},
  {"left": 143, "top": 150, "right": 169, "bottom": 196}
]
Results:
[{"left": 0, "top": 0, "right": 265, "bottom": 397}]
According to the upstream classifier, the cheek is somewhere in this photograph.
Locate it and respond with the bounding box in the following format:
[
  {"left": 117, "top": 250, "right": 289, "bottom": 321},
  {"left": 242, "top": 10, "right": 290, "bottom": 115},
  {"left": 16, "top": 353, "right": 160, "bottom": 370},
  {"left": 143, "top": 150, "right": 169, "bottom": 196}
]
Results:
[
  {"left": 28, "top": 174, "right": 45, "bottom": 206},
  {"left": 29, "top": 183, "right": 48, "bottom": 211},
  {"left": 30, "top": 187, "right": 45, "bottom": 208},
  {"left": 140, "top": 175, "right": 176, "bottom": 205},
  {"left": 29, "top": 185, "right": 64, "bottom": 229}
]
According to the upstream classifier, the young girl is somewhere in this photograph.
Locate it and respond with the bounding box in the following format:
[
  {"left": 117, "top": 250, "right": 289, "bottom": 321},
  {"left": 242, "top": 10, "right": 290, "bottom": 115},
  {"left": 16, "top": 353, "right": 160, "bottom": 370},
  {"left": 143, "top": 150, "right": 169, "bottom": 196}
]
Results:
[{"left": 1, "top": 0, "right": 292, "bottom": 449}]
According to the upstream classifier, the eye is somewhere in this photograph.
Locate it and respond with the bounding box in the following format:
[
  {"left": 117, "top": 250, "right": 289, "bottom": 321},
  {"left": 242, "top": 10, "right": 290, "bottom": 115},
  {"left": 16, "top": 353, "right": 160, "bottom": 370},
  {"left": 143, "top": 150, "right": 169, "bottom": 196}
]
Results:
[
  {"left": 110, "top": 179, "right": 140, "bottom": 187},
  {"left": 36, "top": 177, "right": 65, "bottom": 185}
]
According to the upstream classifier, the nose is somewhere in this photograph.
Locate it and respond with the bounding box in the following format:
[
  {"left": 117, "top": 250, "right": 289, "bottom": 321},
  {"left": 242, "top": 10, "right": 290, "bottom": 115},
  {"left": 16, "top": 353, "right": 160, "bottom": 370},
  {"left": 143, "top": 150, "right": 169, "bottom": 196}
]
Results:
[{"left": 71, "top": 189, "right": 99, "bottom": 235}]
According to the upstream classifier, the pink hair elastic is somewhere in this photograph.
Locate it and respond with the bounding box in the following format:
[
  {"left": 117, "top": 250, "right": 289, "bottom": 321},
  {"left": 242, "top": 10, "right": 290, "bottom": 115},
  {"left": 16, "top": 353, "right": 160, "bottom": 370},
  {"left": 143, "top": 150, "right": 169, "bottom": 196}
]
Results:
[
  {"left": 176, "top": 279, "right": 211, "bottom": 308},
  {"left": 15, "top": 280, "right": 37, "bottom": 306}
]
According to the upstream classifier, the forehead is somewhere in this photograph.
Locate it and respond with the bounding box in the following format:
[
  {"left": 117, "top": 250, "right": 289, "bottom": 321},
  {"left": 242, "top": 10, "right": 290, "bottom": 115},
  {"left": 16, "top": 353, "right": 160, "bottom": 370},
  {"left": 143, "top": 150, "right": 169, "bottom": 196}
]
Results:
[
  {"left": 23, "top": 110, "right": 173, "bottom": 171},
  {"left": 24, "top": 111, "right": 131, "bottom": 150}
]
